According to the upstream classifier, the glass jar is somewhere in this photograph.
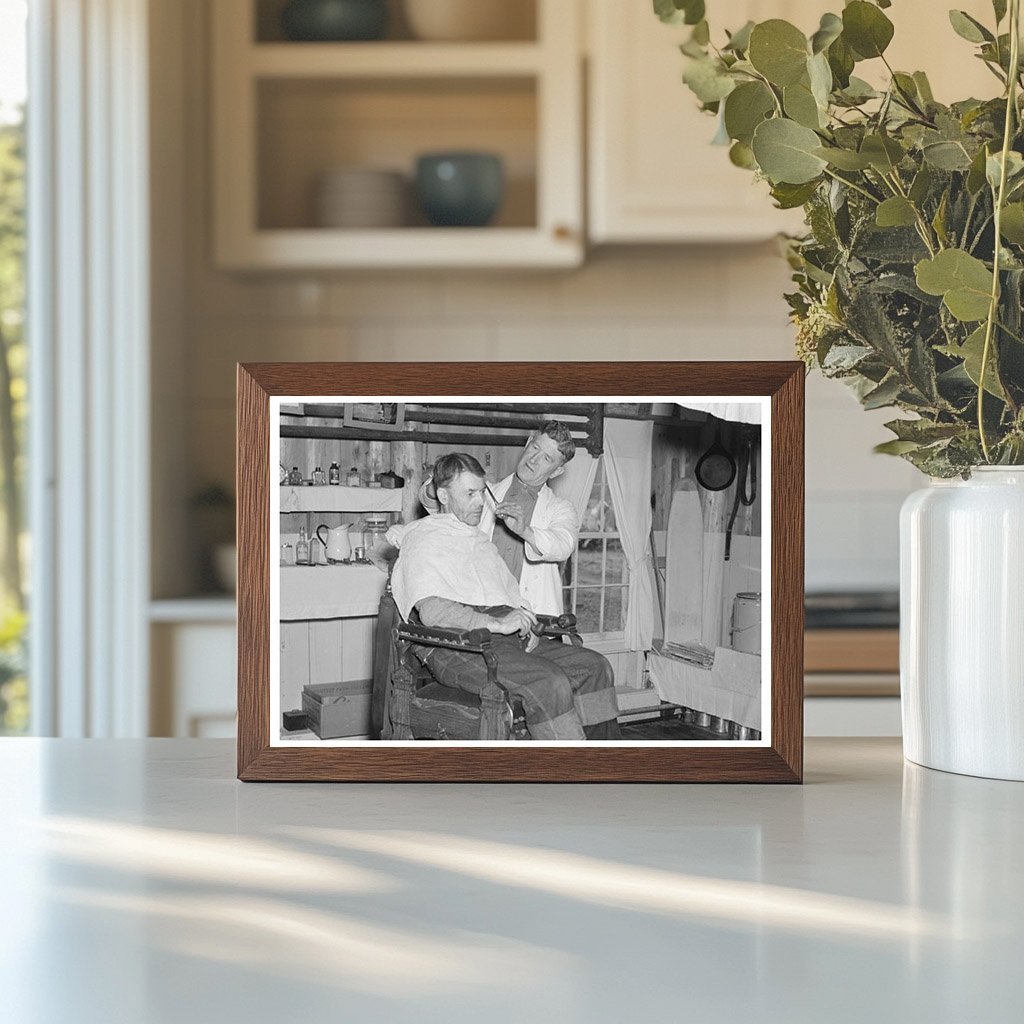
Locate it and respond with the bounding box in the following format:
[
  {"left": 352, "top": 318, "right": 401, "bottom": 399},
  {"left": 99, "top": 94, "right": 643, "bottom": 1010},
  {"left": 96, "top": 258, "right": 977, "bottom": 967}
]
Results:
[{"left": 363, "top": 515, "right": 388, "bottom": 551}]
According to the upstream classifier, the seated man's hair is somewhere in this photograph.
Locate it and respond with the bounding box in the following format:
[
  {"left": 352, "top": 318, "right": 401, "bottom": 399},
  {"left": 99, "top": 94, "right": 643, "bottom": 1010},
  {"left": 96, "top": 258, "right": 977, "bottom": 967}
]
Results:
[
  {"left": 541, "top": 421, "right": 576, "bottom": 464},
  {"left": 432, "top": 452, "right": 486, "bottom": 492}
]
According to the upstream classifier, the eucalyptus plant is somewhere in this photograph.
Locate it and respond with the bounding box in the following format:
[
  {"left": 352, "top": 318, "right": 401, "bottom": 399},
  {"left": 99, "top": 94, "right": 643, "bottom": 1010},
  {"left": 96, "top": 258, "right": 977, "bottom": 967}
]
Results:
[{"left": 657, "top": 0, "right": 1024, "bottom": 476}]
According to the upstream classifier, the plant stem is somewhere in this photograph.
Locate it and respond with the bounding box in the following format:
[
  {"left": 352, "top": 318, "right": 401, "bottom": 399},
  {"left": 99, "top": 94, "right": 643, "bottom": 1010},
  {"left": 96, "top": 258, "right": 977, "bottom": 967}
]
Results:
[
  {"left": 822, "top": 167, "right": 880, "bottom": 205},
  {"left": 979, "top": 0, "right": 1021, "bottom": 461},
  {"left": 884, "top": 171, "right": 938, "bottom": 255}
]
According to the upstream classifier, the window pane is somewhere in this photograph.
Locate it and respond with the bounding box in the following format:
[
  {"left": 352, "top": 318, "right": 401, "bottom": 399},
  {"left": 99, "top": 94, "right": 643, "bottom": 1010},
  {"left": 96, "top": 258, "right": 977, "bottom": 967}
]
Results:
[
  {"left": 605, "top": 586, "right": 628, "bottom": 633},
  {"left": 603, "top": 480, "right": 616, "bottom": 533},
  {"left": 574, "top": 588, "right": 601, "bottom": 633},
  {"left": 0, "top": 0, "right": 28, "bottom": 736},
  {"left": 577, "top": 538, "right": 602, "bottom": 585},
  {"left": 605, "top": 538, "right": 625, "bottom": 586}
]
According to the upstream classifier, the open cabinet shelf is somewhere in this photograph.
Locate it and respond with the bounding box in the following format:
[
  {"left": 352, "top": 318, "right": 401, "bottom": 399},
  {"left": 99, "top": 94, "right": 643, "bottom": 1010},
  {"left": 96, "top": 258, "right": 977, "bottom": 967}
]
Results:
[{"left": 211, "top": 0, "right": 582, "bottom": 269}]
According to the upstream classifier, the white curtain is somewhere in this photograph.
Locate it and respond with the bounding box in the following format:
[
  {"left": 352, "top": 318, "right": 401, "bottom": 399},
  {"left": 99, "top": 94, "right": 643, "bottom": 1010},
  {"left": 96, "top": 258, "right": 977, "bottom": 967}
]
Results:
[
  {"left": 550, "top": 448, "right": 599, "bottom": 528},
  {"left": 678, "top": 401, "right": 762, "bottom": 424},
  {"left": 604, "top": 419, "right": 654, "bottom": 652}
]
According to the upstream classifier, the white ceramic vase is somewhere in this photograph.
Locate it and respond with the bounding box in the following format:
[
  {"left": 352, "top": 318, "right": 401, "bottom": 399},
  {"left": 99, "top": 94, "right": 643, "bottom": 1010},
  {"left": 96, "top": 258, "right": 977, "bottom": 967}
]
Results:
[{"left": 900, "top": 467, "right": 1024, "bottom": 781}]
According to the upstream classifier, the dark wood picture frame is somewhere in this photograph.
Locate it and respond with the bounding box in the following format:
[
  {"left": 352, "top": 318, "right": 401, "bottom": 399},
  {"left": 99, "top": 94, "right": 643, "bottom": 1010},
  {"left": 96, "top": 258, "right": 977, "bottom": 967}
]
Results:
[{"left": 237, "top": 362, "right": 804, "bottom": 782}]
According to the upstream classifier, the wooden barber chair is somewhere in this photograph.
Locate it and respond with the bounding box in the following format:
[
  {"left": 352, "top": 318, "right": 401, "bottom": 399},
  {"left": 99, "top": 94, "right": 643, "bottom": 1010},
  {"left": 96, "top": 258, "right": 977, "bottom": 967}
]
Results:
[{"left": 371, "top": 586, "right": 583, "bottom": 741}]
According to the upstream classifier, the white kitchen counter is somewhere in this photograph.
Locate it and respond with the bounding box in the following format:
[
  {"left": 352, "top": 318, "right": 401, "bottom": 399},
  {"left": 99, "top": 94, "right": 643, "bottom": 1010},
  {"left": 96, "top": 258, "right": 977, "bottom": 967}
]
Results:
[{"left": 1, "top": 737, "right": 1020, "bottom": 1022}]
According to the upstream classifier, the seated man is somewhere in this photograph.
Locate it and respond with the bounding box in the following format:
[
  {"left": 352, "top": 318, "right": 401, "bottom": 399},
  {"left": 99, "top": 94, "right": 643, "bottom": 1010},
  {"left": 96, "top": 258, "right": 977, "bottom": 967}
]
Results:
[{"left": 386, "top": 453, "right": 620, "bottom": 741}]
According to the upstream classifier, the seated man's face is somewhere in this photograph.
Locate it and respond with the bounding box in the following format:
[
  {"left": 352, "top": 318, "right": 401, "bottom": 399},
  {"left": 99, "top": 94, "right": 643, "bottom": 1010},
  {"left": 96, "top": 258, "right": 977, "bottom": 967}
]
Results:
[
  {"left": 438, "top": 470, "right": 486, "bottom": 527},
  {"left": 516, "top": 434, "right": 566, "bottom": 488}
]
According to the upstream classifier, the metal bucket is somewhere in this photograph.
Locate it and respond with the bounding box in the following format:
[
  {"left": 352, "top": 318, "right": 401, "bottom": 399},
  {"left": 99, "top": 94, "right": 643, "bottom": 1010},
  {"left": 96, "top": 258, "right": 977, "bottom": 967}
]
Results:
[{"left": 731, "top": 591, "right": 761, "bottom": 655}]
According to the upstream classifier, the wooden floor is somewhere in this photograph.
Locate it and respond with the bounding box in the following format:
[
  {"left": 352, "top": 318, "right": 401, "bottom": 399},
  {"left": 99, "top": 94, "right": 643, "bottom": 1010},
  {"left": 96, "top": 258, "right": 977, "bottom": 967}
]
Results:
[{"left": 618, "top": 715, "right": 727, "bottom": 741}]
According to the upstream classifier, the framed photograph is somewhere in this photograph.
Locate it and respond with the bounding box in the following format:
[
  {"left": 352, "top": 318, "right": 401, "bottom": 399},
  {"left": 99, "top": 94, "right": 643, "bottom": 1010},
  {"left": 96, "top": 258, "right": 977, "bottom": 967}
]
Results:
[{"left": 237, "top": 362, "right": 804, "bottom": 782}]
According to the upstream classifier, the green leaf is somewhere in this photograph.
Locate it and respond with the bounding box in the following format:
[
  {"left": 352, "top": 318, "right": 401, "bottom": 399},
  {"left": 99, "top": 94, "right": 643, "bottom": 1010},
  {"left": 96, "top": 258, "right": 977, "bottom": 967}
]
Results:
[
  {"left": 913, "top": 71, "right": 935, "bottom": 104},
  {"left": 862, "top": 374, "right": 903, "bottom": 409},
  {"left": 813, "top": 146, "right": 872, "bottom": 170},
  {"left": 729, "top": 140, "right": 757, "bottom": 169},
  {"left": 770, "top": 180, "right": 820, "bottom": 209},
  {"left": 827, "top": 36, "right": 856, "bottom": 89},
  {"left": 808, "top": 51, "right": 833, "bottom": 110},
  {"left": 932, "top": 190, "right": 950, "bottom": 247},
  {"left": 723, "top": 81, "right": 775, "bottom": 144},
  {"left": 751, "top": 118, "right": 828, "bottom": 184},
  {"left": 724, "top": 20, "right": 755, "bottom": 53},
  {"left": 884, "top": 418, "right": 963, "bottom": 443},
  {"left": 876, "top": 197, "right": 918, "bottom": 228},
  {"left": 682, "top": 57, "right": 736, "bottom": 104},
  {"left": 939, "top": 325, "right": 1006, "bottom": 398},
  {"left": 1000, "top": 203, "right": 1024, "bottom": 245},
  {"left": 923, "top": 140, "right": 973, "bottom": 171},
  {"left": 691, "top": 19, "right": 710, "bottom": 45},
  {"left": 986, "top": 150, "right": 1024, "bottom": 191},
  {"left": 967, "top": 144, "right": 991, "bottom": 194},
  {"left": 842, "top": 1, "right": 895, "bottom": 59},
  {"left": 948, "top": 10, "right": 994, "bottom": 44},
  {"left": 993, "top": 0, "right": 1008, "bottom": 24},
  {"left": 810, "top": 12, "right": 843, "bottom": 54},
  {"left": 915, "top": 249, "right": 994, "bottom": 322},
  {"left": 784, "top": 80, "right": 824, "bottom": 129},
  {"left": 653, "top": 0, "right": 705, "bottom": 26},
  {"left": 748, "top": 20, "right": 809, "bottom": 87},
  {"left": 874, "top": 438, "right": 921, "bottom": 455},
  {"left": 860, "top": 133, "right": 904, "bottom": 173},
  {"left": 909, "top": 164, "right": 933, "bottom": 205}
]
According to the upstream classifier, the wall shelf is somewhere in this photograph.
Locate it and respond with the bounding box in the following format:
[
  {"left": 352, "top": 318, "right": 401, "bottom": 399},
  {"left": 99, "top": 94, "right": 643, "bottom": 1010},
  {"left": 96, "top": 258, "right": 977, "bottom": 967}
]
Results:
[
  {"left": 280, "top": 485, "right": 403, "bottom": 514},
  {"left": 249, "top": 42, "right": 545, "bottom": 78},
  {"left": 212, "top": 0, "right": 582, "bottom": 269}
]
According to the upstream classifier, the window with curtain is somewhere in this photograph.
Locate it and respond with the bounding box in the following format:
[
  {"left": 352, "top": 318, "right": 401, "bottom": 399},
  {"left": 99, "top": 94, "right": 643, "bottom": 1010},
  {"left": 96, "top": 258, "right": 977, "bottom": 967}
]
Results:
[
  {"left": 0, "top": 0, "right": 27, "bottom": 735},
  {"left": 561, "top": 459, "right": 627, "bottom": 639}
]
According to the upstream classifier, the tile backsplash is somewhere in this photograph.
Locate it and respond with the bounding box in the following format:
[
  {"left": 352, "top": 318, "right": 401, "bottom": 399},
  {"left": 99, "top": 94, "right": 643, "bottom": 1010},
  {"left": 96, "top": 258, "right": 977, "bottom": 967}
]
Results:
[{"left": 180, "top": 246, "right": 916, "bottom": 594}]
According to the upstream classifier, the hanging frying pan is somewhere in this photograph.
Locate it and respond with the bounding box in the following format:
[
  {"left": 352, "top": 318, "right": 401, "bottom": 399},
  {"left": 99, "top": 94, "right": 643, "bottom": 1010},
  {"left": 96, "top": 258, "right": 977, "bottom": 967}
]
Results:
[{"left": 695, "top": 427, "right": 736, "bottom": 491}]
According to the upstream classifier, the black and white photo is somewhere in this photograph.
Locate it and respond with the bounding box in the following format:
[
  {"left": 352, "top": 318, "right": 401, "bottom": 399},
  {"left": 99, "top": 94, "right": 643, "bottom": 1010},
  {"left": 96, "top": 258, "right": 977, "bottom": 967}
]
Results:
[{"left": 269, "top": 397, "right": 769, "bottom": 746}]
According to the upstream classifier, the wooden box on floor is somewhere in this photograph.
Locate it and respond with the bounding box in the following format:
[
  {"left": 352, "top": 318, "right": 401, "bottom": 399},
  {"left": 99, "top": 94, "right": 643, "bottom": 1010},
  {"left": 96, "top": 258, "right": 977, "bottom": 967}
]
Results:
[{"left": 302, "top": 680, "right": 373, "bottom": 739}]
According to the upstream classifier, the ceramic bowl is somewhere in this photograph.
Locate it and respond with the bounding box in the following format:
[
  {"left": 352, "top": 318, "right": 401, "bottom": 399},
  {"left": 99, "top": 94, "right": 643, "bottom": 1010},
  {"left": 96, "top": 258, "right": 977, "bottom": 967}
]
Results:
[
  {"left": 403, "top": 0, "right": 534, "bottom": 42},
  {"left": 281, "top": 0, "right": 388, "bottom": 42},
  {"left": 415, "top": 152, "right": 504, "bottom": 228}
]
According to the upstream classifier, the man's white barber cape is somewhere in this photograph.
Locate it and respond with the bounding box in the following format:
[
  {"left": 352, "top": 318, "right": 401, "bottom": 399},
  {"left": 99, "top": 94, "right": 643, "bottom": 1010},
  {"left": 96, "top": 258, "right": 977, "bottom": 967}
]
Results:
[{"left": 387, "top": 513, "right": 524, "bottom": 622}]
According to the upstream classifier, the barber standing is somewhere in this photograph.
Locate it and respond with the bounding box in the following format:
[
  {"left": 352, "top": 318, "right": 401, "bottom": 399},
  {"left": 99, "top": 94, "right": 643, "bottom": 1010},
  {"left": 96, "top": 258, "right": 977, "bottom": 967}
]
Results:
[{"left": 420, "top": 422, "right": 579, "bottom": 616}]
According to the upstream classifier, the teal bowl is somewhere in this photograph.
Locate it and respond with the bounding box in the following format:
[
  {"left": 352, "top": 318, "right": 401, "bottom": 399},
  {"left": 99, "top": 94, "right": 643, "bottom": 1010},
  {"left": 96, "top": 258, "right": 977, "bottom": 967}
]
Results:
[
  {"left": 415, "top": 153, "right": 505, "bottom": 228},
  {"left": 281, "top": 0, "right": 388, "bottom": 42}
]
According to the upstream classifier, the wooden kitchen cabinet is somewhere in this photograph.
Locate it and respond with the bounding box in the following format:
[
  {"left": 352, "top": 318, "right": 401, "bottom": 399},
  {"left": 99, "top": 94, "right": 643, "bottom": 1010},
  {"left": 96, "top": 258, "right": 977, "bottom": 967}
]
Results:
[
  {"left": 587, "top": 0, "right": 809, "bottom": 243},
  {"left": 586, "top": 0, "right": 997, "bottom": 244},
  {"left": 211, "top": 0, "right": 583, "bottom": 268}
]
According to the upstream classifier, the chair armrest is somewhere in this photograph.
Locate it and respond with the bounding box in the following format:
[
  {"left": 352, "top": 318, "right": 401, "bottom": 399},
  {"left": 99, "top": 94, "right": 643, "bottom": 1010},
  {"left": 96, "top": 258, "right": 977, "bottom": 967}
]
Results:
[
  {"left": 396, "top": 622, "right": 492, "bottom": 651},
  {"left": 532, "top": 612, "right": 582, "bottom": 643}
]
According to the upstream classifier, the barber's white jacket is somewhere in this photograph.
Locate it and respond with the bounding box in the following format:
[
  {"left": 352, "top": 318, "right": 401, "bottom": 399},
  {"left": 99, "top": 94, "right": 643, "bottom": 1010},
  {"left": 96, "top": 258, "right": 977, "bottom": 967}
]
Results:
[{"left": 479, "top": 474, "right": 578, "bottom": 616}]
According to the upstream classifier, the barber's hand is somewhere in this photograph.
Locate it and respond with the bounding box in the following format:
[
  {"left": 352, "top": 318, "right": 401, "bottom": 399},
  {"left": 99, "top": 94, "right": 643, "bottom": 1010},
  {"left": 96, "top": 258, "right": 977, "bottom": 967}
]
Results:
[
  {"left": 488, "top": 607, "right": 538, "bottom": 637},
  {"left": 495, "top": 500, "right": 528, "bottom": 537}
]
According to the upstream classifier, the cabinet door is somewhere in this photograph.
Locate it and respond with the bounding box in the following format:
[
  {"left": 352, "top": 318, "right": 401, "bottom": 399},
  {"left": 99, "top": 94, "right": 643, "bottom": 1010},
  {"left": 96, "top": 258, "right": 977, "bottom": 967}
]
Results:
[{"left": 584, "top": 1, "right": 829, "bottom": 242}]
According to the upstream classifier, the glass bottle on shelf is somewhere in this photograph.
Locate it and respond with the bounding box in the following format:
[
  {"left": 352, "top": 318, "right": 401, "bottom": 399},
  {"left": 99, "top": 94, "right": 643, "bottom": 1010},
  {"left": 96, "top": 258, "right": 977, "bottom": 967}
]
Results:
[
  {"left": 347, "top": 466, "right": 360, "bottom": 487},
  {"left": 296, "top": 526, "right": 310, "bottom": 565},
  {"left": 312, "top": 466, "right": 326, "bottom": 486},
  {"left": 288, "top": 466, "right": 302, "bottom": 486},
  {"left": 328, "top": 462, "right": 340, "bottom": 486}
]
